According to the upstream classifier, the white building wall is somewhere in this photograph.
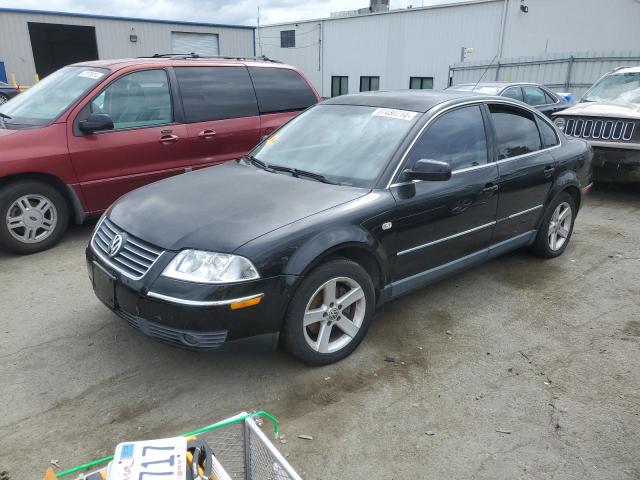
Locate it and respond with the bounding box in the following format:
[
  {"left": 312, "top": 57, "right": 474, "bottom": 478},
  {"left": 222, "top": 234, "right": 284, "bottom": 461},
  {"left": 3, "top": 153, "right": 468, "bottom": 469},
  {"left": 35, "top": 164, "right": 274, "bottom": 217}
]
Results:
[
  {"left": 0, "top": 10, "right": 254, "bottom": 85},
  {"left": 258, "top": 0, "right": 640, "bottom": 97}
]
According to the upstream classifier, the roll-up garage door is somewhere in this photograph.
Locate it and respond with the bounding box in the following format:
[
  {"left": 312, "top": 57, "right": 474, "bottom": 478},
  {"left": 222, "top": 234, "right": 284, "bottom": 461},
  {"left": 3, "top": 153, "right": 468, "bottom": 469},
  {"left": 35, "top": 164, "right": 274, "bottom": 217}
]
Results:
[{"left": 171, "top": 32, "right": 219, "bottom": 56}]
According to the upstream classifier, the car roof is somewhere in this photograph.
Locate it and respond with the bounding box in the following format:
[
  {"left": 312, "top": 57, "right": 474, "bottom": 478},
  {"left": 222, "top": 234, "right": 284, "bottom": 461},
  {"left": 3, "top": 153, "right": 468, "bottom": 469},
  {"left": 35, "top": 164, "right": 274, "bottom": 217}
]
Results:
[
  {"left": 453, "top": 82, "right": 542, "bottom": 89},
  {"left": 322, "top": 90, "right": 499, "bottom": 113},
  {"left": 612, "top": 66, "right": 640, "bottom": 74},
  {"left": 69, "top": 56, "right": 292, "bottom": 70}
]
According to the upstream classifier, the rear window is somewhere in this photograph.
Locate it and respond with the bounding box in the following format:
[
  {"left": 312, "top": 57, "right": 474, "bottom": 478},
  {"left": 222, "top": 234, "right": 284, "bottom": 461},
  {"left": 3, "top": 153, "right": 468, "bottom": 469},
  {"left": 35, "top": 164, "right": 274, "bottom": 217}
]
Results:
[
  {"left": 248, "top": 67, "right": 317, "bottom": 114},
  {"left": 175, "top": 66, "right": 258, "bottom": 123}
]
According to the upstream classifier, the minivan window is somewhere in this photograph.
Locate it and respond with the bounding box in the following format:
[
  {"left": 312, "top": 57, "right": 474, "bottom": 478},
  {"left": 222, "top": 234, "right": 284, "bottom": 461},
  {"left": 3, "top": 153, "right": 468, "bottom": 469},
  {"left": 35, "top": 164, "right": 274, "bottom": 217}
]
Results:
[
  {"left": 0, "top": 66, "right": 109, "bottom": 127},
  {"left": 248, "top": 67, "right": 317, "bottom": 114},
  {"left": 408, "top": 105, "right": 487, "bottom": 171},
  {"left": 251, "top": 104, "right": 419, "bottom": 188},
  {"left": 489, "top": 105, "right": 542, "bottom": 159},
  {"left": 175, "top": 66, "right": 258, "bottom": 123},
  {"left": 90, "top": 69, "right": 172, "bottom": 130}
]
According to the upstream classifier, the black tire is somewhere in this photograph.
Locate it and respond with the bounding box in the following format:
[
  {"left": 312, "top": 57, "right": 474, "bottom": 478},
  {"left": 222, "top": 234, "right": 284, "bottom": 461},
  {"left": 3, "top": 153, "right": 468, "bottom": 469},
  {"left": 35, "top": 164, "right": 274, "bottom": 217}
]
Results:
[
  {"left": 282, "top": 258, "right": 376, "bottom": 366},
  {"left": 0, "top": 181, "right": 70, "bottom": 254},
  {"left": 529, "top": 192, "right": 576, "bottom": 258}
]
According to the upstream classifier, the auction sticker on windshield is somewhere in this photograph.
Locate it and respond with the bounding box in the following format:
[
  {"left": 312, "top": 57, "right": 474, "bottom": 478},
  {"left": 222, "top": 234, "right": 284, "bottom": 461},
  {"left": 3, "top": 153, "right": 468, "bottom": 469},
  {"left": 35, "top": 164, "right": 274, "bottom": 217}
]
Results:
[
  {"left": 78, "top": 70, "right": 105, "bottom": 80},
  {"left": 372, "top": 108, "right": 418, "bottom": 121},
  {"left": 108, "top": 437, "right": 186, "bottom": 480}
]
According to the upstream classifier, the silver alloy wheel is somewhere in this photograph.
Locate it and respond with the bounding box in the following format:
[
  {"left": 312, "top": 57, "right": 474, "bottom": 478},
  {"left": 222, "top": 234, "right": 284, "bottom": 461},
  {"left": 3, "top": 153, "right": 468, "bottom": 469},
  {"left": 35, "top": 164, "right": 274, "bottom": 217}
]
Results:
[
  {"left": 303, "top": 276, "right": 366, "bottom": 354},
  {"left": 548, "top": 201, "right": 572, "bottom": 251},
  {"left": 6, "top": 194, "right": 58, "bottom": 244}
]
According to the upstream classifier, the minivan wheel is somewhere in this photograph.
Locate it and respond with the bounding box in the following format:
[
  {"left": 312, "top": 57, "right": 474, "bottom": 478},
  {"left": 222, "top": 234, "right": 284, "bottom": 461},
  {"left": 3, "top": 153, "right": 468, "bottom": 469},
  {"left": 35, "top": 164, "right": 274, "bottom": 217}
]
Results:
[
  {"left": 530, "top": 192, "right": 576, "bottom": 258},
  {"left": 282, "top": 258, "right": 375, "bottom": 366},
  {"left": 0, "top": 181, "right": 69, "bottom": 254}
]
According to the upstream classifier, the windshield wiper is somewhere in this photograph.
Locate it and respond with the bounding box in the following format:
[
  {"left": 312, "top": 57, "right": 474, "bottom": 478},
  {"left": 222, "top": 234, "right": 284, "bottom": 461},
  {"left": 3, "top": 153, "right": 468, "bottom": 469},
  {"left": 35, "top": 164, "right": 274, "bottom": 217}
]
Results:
[
  {"left": 269, "top": 164, "right": 337, "bottom": 184},
  {"left": 244, "top": 154, "right": 275, "bottom": 172}
]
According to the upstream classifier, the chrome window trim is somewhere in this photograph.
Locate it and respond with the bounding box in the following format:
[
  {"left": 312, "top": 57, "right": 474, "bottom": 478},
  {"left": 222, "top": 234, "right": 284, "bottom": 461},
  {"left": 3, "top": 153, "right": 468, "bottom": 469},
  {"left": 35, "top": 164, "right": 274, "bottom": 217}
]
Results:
[
  {"left": 386, "top": 98, "right": 563, "bottom": 189},
  {"left": 397, "top": 221, "right": 496, "bottom": 256},
  {"left": 146, "top": 291, "right": 264, "bottom": 307},
  {"left": 90, "top": 217, "right": 164, "bottom": 280}
]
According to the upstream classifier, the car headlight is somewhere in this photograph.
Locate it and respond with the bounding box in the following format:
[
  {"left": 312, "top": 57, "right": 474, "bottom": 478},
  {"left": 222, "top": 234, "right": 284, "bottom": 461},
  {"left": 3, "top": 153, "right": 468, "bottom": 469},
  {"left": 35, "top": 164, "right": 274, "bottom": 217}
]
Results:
[
  {"left": 554, "top": 117, "right": 566, "bottom": 131},
  {"left": 162, "top": 250, "right": 259, "bottom": 284}
]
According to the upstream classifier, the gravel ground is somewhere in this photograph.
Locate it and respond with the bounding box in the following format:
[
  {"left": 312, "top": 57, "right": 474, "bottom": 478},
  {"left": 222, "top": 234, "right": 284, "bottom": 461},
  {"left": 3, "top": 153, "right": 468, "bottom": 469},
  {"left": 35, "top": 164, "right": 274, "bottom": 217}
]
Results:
[{"left": 0, "top": 186, "right": 639, "bottom": 480}]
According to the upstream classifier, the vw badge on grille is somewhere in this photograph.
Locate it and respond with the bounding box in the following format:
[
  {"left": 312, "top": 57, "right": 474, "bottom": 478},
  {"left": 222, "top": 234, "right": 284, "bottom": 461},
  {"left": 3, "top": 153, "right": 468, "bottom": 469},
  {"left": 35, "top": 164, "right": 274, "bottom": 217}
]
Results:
[{"left": 108, "top": 234, "right": 124, "bottom": 257}]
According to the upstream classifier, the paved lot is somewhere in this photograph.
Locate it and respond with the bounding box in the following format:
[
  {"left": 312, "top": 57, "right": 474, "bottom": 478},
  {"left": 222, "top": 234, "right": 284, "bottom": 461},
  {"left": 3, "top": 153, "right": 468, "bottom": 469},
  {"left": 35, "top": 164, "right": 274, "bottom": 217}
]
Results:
[{"left": 1, "top": 186, "right": 639, "bottom": 480}]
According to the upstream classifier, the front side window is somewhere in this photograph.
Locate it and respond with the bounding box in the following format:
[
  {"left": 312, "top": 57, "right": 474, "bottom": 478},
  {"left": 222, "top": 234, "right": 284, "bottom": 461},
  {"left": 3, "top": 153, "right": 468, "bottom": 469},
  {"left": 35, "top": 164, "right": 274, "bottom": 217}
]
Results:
[
  {"left": 489, "top": 105, "right": 542, "bottom": 159},
  {"left": 280, "top": 30, "right": 295, "bottom": 48},
  {"left": 523, "top": 86, "right": 547, "bottom": 106},
  {"left": 248, "top": 67, "right": 317, "bottom": 114},
  {"left": 251, "top": 104, "right": 419, "bottom": 187},
  {"left": 331, "top": 76, "right": 348, "bottom": 97},
  {"left": 502, "top": 86, "right": 523, "bottom": 102},
  {"left": 360, "top": 76, "right": 380, "bottom": 92},
  {"left": 175, "top": 66, "right": 258, "bottom": 123},
  {"left": 582, "top": 71, "right": 640, "bottom": 104},
  {"left": 407, "top": 105, "right": 487, "bottom": 171},
  {"left": 90, "top": 69, "right": 172, "bottom": 130},
  {"left": 0, "top": 66, "right": 108, "bottom": 127},
  {"left": 410, "top": 77, "right": 434, "bottom": 90}
]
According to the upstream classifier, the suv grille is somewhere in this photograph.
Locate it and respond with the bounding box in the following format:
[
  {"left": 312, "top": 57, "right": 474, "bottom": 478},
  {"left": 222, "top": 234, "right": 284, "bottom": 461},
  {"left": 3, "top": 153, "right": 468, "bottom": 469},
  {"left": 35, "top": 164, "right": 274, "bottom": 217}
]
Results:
[
  {"left": 92, "top": 218, "right": 164, "bottom": 279},
  {"left": 564, "top": 117, "right": 636, "bottom": 142}
]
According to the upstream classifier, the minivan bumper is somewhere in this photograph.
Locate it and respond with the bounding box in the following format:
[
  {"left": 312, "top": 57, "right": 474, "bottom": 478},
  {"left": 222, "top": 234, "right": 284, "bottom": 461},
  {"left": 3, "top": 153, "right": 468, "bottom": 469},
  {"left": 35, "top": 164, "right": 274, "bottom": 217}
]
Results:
[{"left": 86, "top": 247, "right": 294, "bottom": 351}]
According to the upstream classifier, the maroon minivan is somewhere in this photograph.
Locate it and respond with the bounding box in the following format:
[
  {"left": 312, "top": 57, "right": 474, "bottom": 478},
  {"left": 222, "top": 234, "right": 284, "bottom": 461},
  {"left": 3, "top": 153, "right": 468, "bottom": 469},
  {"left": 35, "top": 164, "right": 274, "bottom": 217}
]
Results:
[{"left": 0, "top": 56, "right": 319, "bottom": 254}]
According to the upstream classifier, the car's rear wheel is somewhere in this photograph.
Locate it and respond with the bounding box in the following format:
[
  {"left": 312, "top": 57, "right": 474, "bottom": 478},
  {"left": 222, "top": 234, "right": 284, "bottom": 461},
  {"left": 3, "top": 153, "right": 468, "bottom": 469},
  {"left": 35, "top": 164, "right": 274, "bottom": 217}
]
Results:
[
  {"left": 0, "top": 181, "right": 69, "bottom": 254},
  {"left": 530, "top": 192, "right": 576, "bottom": 258},
  {"left": 0, "top": 93, "right": 8, "bottom": 105},
  {"left": 282, "top": 258, "right": 375, "bottom": 366}
]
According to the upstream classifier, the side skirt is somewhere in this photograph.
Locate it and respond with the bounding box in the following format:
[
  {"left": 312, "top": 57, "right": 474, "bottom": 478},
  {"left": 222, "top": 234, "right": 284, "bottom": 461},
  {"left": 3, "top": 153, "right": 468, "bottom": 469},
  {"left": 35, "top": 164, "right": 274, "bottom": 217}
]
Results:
[{"left": 379, "top": 230, "right": 537, "bottom": 304}]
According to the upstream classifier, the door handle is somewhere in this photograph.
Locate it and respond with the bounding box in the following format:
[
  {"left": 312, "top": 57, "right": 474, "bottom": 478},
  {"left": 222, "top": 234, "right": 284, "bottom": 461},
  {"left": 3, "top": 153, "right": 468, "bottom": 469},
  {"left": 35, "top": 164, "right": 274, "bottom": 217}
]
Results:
[
  {"left": 198, "top": 129, "right": 217, "bottom": 140},
  {"left": 483, "top": 184, "right": 499, "bottom": 194},
  {"left": 159, "top": 134, "right": 179, "bottom": 145},
  {"left": 543, "top": 165, "right": 556, "bottom": 177}
]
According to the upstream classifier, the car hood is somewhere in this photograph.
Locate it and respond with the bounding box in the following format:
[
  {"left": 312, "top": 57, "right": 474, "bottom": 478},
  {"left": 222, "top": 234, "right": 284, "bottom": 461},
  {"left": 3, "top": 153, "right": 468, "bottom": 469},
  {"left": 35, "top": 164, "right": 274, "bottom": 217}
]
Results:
[
  {"left": 555, "top": 101, "right": 640, "bottom": 119},
  {"left": 108, "top": 161, "right": 370, "bottom": 252}
]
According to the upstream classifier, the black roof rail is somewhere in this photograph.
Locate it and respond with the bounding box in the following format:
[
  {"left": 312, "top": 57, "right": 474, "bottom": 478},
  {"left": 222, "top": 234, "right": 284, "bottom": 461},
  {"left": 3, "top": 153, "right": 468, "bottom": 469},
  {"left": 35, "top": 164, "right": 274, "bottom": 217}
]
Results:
[{"left": 138, "top": 53, "right": 282, "bottom": 63}]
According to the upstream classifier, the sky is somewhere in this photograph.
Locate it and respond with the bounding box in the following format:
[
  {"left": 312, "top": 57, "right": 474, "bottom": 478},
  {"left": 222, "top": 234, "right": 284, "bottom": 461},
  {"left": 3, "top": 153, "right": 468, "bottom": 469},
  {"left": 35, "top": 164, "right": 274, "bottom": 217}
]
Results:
[{"left": 0, "top": 0, "right": 451, "bottom": 26}]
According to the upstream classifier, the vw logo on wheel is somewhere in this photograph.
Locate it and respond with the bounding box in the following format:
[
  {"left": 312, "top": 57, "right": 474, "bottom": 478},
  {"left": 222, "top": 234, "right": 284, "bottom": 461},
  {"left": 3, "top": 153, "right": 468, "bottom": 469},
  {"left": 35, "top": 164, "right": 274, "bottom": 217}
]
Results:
[{"left": 108, "top": 234, "right": 124, "bottom": 257}]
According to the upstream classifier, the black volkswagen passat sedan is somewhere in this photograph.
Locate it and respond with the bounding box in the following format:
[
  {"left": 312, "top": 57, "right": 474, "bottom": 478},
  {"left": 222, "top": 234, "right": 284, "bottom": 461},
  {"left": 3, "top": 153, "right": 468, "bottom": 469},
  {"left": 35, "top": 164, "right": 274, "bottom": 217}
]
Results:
[{"left": 87, "top": 90, "right": 592, "bottom": 365}]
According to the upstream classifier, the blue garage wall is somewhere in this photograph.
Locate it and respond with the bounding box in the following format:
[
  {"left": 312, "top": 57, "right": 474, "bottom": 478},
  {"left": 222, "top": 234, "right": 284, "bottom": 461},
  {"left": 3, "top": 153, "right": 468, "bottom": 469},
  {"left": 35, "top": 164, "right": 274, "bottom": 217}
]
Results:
[{"left": 0, "top": 61, "right": 7, "bottom": 83}]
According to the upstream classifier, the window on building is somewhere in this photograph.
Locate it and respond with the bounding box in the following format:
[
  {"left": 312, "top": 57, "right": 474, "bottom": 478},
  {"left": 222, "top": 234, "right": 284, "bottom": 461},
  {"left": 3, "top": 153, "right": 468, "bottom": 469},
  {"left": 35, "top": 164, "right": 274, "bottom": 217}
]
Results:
[
  {"left": 331, "top": 76, "right": 348, "bottom": 97},
  {"left": 489, "top": 104, "right": 542, "bottom": 159},
  {"left": 248, "top": 67, "right": 317, "bottom": 113},
  {"left": 175, "top": 66, "right": 258, "bottom": 122},
  {"left": 407, "top": 105, "right": 488, "bottom": 171},
  {"left": 280, "top": 30, "right": 295, "bottom": 48},
  {"left": 409, "top": 77, "right": 434, "bottom": 90},
  {"left": 90, "top": 69, "right": 172, "bottom": 130},
  {"left": 360, "top": 76, "right": 380, "bottom": 92}
]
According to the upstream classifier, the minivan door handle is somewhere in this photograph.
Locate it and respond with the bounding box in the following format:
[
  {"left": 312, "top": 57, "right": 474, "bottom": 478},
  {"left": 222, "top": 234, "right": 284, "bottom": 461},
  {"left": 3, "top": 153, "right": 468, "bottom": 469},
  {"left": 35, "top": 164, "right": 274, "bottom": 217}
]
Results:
[
  {"left": 159, "top": 134, "right": 179, "bottom": 145},
  {"left": 198, "top": 129, "right": 217, "bottom": 140}
]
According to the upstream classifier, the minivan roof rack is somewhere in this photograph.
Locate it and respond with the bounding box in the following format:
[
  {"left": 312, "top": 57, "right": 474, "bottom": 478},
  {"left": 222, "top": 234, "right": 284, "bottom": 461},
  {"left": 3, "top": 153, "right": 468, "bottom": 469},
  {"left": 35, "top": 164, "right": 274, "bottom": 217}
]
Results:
[{"left": 139, "top": 53, "right": 282, "bottom": 63}]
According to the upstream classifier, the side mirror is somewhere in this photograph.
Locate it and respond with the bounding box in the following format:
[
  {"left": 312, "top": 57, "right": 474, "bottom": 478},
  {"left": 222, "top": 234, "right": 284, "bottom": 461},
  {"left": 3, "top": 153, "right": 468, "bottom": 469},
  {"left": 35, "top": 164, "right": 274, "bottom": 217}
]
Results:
[
  {"left": 79, "top": 113, "right": 114, "bottom": 134},
  {"left": 403, "top": 159, "right": 452, "bottom": 182}
]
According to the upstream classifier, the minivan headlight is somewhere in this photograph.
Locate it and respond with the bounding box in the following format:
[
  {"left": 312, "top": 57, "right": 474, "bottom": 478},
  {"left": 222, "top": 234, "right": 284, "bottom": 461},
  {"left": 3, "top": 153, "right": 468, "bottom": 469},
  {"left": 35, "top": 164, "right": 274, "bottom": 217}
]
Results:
[
  {"left": 162, "top": 250, "right": 259, "bottom": 283},
  {"left": 554, "top": 117, "right": 566, "bottom": 131}
]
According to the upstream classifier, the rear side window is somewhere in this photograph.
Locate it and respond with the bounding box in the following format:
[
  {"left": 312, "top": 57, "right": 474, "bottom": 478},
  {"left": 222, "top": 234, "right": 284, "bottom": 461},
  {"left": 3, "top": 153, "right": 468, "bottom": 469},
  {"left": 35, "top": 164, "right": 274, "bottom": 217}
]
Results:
[
  {"left": 538, "top": 118, "right": 560, "bottom": 147},
  {"left": 502, "top": 86, "right": 523, "bottom": 102},
  {"left": 248, "top": 67, "right": 317, "bottom": 114},
  {"left": 408, "top": 105, "right": 488, "bottom": 171},
  {"left": 489, "top": 105, "right": 542, "bottom": 159},
  {"left": 522, "top": 86, "right": 547, "bottom": 106},
  {"left": 175, "top": 66, "right": 258, "bottom": 123}
]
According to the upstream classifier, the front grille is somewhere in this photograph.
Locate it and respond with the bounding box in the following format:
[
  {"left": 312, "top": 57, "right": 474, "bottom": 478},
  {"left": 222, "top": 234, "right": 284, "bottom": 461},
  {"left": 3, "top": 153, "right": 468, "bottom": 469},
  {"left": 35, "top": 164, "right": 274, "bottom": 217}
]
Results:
[
  {"left": 564, "top": 117, "right": 636, "bottom": 142},
  {"left": 117, "top": 308, "right": 228, "bottom": 350},
  {"left": 92, "top": 218, "right": 164, "bottom": 279}
]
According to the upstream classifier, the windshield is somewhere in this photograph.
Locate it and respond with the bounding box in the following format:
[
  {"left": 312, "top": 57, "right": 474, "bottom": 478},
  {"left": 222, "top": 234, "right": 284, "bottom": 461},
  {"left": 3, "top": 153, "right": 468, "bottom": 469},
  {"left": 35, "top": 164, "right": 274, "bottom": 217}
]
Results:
[
  {"left": 582, "top": 72, "right": 640, "bottom": 104},
  {"left": 0, "top": 66, "right": 109, "bottom": 127},
  {"left": 250, "top": 104, "right": 420, "bottom": 188}
]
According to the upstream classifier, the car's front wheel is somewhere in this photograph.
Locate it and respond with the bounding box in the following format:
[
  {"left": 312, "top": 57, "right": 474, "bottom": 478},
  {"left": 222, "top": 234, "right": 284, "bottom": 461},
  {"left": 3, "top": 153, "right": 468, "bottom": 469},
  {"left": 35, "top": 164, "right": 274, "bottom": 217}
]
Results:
[
  {"left": 282, "top": 258, "right": 375, "bottom": 366},
  {"left": 530, "top": 191, "right": 576, "bottom": 258},
  {"left": 0, "top": 181, "right": 69, "bottom": 254}
]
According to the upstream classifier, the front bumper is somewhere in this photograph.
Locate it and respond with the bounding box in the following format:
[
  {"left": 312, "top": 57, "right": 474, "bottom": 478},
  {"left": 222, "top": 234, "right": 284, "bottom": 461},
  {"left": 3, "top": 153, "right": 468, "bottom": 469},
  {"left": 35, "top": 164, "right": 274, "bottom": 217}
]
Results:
[
  {"left": 591, "top": 146, "right": 640, "bottom": 183},
  {"left": 86, "top": 246, "right": 295, "bottom": 351}
]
